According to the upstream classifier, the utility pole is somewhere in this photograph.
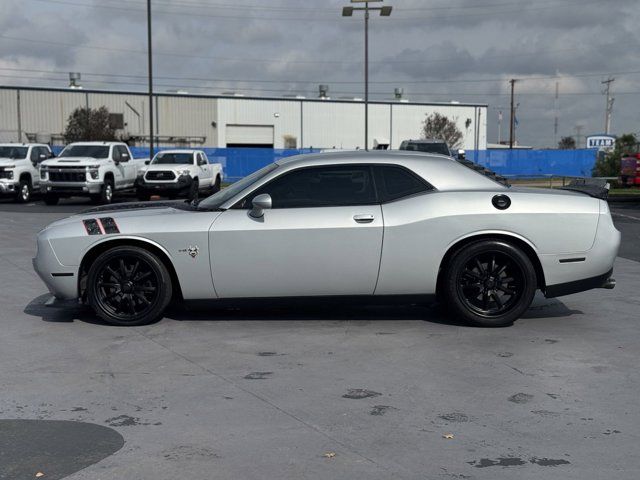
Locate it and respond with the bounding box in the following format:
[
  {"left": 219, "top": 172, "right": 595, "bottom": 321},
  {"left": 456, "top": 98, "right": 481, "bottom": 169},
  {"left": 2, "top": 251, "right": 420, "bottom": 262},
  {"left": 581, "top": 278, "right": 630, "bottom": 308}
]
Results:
[
  {"left": 602, "top": 77, "right": 615, "bottom": 135},
  {"left": 509, "top": 79, "right": 518, "bottom": 149},
  {"left": 554, "top": 81, "right": 559, "bottom": 145},
  {"left": 147, "top": 0, "right": 154, "bottom": 159},
  {"left": 342, "top": 1, "right": 392, "bottom": 151}
]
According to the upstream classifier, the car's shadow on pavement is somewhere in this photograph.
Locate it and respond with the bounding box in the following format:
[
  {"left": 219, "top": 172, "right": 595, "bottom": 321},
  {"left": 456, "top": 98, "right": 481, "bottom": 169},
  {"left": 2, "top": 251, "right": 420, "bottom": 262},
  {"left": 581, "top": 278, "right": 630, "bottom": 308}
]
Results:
[{"left": 24, "top": 293, "right": 583, "bottom": 328}]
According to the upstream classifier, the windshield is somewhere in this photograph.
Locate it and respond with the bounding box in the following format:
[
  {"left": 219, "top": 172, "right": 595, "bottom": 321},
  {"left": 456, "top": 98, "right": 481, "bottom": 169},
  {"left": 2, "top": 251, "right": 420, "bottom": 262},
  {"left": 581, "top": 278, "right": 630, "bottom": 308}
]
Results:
[
  {"left": 153, "top": 152, "right": 193, "bottom": 165},
  {"left": 198, "top": 163, "right": 279, "bottom": 210},
  {"left": 60, "top": 145, "right": 110, "bottom": 159},
  {"left": 0, "top": 146, "right": 28, "bottom": 159}
]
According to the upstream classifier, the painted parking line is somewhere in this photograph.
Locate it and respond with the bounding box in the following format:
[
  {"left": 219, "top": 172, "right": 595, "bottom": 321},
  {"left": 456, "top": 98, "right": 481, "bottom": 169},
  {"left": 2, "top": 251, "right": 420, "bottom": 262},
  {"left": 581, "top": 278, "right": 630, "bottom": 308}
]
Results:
[{"left": 612, "top": 212, "right": 640, "bottom": 222}]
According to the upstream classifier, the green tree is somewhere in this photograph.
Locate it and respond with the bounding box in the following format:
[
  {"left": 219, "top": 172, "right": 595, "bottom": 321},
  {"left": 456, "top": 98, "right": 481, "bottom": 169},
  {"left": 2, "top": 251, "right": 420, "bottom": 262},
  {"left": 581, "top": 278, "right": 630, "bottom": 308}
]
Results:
[
  {"left": 558, "top": 136, "right": 576, "bottom": 150},
  {"left": 421, "top": 112, "right": 463, "bottom": 149},
  {"left": 592, "top": 133, "right": 638, "bottom": 177},
  {"left": 64, "top": 106, "right": 116, "bottom": 142}
]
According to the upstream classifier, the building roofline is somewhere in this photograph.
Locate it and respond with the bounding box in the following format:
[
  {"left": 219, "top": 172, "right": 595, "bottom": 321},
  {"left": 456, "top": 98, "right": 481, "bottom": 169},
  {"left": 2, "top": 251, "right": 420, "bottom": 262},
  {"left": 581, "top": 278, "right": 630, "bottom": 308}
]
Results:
[{"left": 0, "top": 85, "right": 488, "bottom": 108}]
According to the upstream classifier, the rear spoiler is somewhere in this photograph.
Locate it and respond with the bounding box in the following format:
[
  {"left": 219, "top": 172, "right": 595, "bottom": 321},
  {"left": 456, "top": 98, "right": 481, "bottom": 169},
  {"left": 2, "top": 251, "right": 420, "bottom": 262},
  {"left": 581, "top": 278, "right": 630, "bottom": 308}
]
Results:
[{"left": 560, "top": 178, "right": 610, "bottom": 200}]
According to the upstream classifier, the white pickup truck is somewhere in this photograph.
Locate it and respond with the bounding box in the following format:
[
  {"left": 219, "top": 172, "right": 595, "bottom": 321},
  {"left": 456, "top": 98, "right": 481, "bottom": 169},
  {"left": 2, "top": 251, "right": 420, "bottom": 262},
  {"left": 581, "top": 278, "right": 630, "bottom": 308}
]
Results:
[
  {"left": 0, "top": 143, "right": 54, "bottom": 202},
  {"left": 135, "top": 149, "right": 223, "bottom": 201},
  {"left": 39, "top": 141, "right": 145, "bottom": 205}
]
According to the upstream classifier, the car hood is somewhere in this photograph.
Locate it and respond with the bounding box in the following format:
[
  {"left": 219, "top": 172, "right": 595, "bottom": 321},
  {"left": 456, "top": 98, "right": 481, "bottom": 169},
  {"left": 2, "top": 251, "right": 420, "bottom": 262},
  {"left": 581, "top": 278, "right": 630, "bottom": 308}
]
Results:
[
  {"left": 143, "top": 164, "right": 193, "bottom": 172},
  {"left": 0, "top": 158, "right": 24, "bottom": 167},
  {"left": 43, "top": 200, "right": 219, "bottom": 231},
  {"left": 42, "top": 157, "right": 107, "bottom": 167}
]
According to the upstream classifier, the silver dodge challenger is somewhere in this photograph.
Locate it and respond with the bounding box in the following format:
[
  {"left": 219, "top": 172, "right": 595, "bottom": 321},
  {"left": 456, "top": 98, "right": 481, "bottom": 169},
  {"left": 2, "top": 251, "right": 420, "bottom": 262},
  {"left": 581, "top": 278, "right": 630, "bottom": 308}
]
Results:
[{"left": 33, "top": 151, "right": 620, "bottom": 327}]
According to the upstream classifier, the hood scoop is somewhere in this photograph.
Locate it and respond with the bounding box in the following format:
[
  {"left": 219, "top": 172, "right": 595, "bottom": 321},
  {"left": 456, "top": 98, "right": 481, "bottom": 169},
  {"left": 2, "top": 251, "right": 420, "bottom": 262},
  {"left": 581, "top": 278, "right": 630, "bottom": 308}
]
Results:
[{"left": 81, "top": 200, "right": 196, "bottom": 214}]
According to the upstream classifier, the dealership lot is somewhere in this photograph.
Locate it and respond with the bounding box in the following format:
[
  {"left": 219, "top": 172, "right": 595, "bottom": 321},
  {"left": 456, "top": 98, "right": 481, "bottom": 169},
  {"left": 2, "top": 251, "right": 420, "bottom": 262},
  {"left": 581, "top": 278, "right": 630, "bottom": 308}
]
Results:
[{"left": 1, "top": 199, "right": 639, "bottom": 480}]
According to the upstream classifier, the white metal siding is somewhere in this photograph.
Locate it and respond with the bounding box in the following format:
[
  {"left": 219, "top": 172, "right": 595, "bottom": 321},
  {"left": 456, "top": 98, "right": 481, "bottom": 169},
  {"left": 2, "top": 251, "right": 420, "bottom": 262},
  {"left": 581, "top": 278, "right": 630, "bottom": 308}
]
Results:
[{"left": 226, "top": 125, "right": 274, "bottom": 145}]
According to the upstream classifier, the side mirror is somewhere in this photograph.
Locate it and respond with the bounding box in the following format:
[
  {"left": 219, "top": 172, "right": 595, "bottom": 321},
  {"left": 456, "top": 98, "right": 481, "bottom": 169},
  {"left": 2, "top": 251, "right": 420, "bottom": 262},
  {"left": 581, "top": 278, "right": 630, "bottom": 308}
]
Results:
[
  {"left": 39, "top": 154, "right": 47, "bottom": 160},
  {"left": 145, "top": 160, "right": 150, "bottom": 165},
  {"left": 249, "top": 193, "right": 272, "bottom": 218}
]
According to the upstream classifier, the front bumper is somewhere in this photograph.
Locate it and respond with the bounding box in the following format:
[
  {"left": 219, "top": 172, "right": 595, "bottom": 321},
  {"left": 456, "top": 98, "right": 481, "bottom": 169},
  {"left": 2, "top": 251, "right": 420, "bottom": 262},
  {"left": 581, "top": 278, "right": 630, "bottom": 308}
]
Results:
[
  {"left": 32, "top": 231, "right": 79, "bottom": 300},
  {"left": 0, "top": 180, "right": 18, "bottom": 195},
  {"left": 40, "top": 181, "right": 102, "bottom": 196},
  {"left": 136, "top": 176, "right": 192, "bottom": 193}
]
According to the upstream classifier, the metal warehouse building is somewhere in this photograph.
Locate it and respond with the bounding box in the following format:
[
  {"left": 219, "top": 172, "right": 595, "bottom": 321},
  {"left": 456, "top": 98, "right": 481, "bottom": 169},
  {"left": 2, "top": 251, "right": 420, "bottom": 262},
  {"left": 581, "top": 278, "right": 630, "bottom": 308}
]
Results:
[{"left": 0, "top": 86, "right": 487, "bottom": 151}]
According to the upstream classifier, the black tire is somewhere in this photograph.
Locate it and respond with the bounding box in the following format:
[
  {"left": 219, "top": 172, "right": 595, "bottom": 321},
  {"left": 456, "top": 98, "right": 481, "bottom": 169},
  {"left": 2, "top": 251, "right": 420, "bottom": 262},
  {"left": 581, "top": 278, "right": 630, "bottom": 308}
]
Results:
[
  {"left": 43, "top": 194, "right": 59, "bottom": 206},
  {"left": 136, "top": 188, "right": 150, "bottom": 201},
  {"left": 188, "top": 179, "right": 199, "bottom": 202},
  {"left": 15, "top": 178, "right": 32, "bottom": 203},
  {"left": 441, "top": 240, "right": 537, "bottom": 327},
  {"left": 211, "top": 175, "right": 221, "bottom": 193},
  {"left": 87, "top": 246, "right": 173, "bottom": 326},
  {"left": 93, "top": 179, "right": 114, "bottom": 204}
]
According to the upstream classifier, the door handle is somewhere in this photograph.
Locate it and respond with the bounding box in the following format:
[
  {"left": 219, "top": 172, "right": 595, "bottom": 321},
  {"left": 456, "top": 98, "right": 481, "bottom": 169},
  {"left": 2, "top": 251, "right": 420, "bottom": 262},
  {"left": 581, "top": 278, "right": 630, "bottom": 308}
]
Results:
[{"left": 353, "top": 214, "right": 375, "bottom": 224}]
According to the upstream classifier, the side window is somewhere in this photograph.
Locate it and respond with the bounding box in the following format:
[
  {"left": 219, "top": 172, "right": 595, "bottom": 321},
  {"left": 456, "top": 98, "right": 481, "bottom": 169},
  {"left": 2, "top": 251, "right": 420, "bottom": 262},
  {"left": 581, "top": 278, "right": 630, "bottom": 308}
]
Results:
[
  {"left": 197, "top": 153, "right": 206, "bottom": 165},
  {"left": 30, "top": 148, "right": 39, "bottom": 162},
  {"left": 117, "top": 146, "right": 130, "bottom": 161},
  {"left": 112, "top": 146, "right": 121, "bottom": 162},
  {"left": 249, "top": 165, "right": 376, "bottom": 209},
  {"left": 373, "top": 165, "right": 431, "bottom": 202}
]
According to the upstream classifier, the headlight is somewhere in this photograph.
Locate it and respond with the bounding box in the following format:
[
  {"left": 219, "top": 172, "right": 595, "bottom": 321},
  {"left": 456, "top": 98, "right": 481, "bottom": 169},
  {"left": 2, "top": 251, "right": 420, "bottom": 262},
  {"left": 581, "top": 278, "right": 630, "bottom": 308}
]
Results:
[
  {"left": 178, "top": 169, "right": 191, "bottom": 177},
  {"left": 89, "top": 169, "right": 99, "bottom": 180},
  {"left": 4, "top": 169, "right": 14, "bottom": 180},
  {"left": 137, "top": 169, "right": 147, "bottom": 177}
]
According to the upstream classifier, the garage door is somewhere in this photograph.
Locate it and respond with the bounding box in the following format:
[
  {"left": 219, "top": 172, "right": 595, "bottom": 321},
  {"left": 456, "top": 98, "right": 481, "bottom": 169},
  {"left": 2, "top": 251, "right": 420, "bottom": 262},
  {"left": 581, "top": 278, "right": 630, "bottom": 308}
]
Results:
[{"left": 226, "top": 125, "right": 274, "bottom": 147}]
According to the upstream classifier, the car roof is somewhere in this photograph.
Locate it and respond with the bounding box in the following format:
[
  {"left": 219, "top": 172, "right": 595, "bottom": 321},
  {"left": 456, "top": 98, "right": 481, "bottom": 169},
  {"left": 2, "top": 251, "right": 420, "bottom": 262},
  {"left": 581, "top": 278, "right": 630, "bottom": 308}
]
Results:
[
  {"left": 66, "top": 141, "right": 125, "bottom": 146},
  {"left": 275, "top": 150, "right": 504, "bottom": 191},
  {"left": 0, "top": 143, "right": 48, "bottom": 147}
]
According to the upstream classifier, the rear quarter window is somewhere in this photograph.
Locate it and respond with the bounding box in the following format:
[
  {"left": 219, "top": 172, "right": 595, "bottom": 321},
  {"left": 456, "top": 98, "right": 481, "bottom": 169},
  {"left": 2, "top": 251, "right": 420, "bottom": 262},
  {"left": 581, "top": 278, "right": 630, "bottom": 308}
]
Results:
[{"left": 374, "top": 165, "right": 432, "bottom": 202}]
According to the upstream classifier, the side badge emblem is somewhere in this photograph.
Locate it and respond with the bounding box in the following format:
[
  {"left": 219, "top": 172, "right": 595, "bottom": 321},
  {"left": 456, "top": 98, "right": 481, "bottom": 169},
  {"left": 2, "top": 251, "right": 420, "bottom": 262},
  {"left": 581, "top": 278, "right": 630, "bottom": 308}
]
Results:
[{"left": 180, "top": 246, "right": 199, "bottom": 258}]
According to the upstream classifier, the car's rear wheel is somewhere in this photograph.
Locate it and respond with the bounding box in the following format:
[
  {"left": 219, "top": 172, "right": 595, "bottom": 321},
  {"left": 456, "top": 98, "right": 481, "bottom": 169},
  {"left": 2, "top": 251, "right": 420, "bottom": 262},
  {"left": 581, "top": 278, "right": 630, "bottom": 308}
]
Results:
[
  {"left": 188, "top": 179, "right": 199, "bottom": 202},
  {"left": 211, "top": 175, "right": 221, "bottom": 193},
  {"left": 87, "top": 246, "right": 172, "bottom": 326},
  {"left": 442, "top": 240, "right": 536, "bottom": 327}
]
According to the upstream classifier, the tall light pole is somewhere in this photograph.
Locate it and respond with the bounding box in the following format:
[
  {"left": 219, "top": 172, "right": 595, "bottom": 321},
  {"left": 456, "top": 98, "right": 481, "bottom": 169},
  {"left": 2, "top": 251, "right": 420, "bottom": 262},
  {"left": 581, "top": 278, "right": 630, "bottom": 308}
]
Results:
[
  {"left": 508, "top": 78, "right": 518, "bottom": 149},
  {"left": 342, "top": 0, "right": 392, "bottom": 151},
  {"left": 147, "top": 0, "right": 154, "bottom": 159}
]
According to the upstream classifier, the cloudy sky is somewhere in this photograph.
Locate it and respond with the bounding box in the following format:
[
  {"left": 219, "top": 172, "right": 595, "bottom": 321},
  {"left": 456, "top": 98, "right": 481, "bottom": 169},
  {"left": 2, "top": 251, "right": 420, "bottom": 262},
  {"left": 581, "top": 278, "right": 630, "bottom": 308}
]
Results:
[{"left": 1, "top": 0, "right": 639, "bottom": 147}]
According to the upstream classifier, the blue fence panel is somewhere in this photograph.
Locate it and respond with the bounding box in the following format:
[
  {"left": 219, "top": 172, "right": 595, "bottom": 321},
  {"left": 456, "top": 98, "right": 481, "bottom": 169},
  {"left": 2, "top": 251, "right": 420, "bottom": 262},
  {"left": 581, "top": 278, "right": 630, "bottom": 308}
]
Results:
[
  {"left": 49, "top": 146, "right": 598, "bottom": 180},
  {"left": 467, "top": 149, "right": 598, "bottom": 177}
]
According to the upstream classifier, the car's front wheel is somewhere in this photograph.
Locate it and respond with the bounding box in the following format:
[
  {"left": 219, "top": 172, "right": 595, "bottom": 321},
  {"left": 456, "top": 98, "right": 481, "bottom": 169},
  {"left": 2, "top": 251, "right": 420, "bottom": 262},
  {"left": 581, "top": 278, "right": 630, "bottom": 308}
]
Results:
[
  {"left": 15, "top": 179, "right": 32, "bottom": 203},
  {"left": 441, "top": 240, "right": 537, "bottom": 327},
  {"left": 87, "top": 246, "right": 173, "bottom": 326}
]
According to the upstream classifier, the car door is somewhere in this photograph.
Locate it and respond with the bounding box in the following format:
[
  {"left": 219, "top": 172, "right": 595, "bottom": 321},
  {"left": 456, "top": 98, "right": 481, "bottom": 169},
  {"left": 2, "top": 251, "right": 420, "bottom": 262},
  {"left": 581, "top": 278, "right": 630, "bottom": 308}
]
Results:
[
  {"left": 111, "top": 146, "right": 126, "bottom": 187},
  {"left": 196, "top": 152, "right": 211, "bottom": 188},
  {"left": 117, "top": 146, "right": 136, "bottom": 188},
  {"left": 209, "top": 164, "right": 383, "bottom": 298}
]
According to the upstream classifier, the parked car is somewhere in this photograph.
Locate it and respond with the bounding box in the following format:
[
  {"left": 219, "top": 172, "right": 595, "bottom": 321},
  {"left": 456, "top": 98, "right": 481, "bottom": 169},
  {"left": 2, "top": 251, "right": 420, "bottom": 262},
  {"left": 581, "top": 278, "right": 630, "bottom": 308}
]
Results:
[
  {"left": 0, "top": 143, "right": 53, "bottom": 202},
  {"left": 399, "top": 138, "right": 452, "bottom": 157},
  {"left": 39, "top": 142, "right": 144, "bottom": 205},
  {"left": 33, "top": 151, "right": 619, "bottom": 327},
  {"left": 619, "top": 153, "right": 640, "bottom": 187},
  {"left": 136, "top": 150, "right": 223, "bottom": 201}
]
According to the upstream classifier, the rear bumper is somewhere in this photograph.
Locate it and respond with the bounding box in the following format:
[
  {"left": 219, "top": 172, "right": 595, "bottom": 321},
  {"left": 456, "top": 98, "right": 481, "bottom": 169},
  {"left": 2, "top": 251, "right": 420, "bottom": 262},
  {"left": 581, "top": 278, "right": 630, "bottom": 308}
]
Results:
[
  {"left": 545, "top": 269, "right": 614, "bottom": 298},
  {"left": 542, "top": 205, "right": 620, "bottom": 298}
]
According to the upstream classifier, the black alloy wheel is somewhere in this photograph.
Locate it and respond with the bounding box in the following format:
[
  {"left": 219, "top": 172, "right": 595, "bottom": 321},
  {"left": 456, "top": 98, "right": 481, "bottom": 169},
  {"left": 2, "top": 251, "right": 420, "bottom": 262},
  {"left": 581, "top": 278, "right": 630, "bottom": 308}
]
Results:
[
  {"left": 87, "top": 246, "right": 172, "bottom": 326},
  {"left": 442, "top": 240, "right": 537, "bottom": 327}
]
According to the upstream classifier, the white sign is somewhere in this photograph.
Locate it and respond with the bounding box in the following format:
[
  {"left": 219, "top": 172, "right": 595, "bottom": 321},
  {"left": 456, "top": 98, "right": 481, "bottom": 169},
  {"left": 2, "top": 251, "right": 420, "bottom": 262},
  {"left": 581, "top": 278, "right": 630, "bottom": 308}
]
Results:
[{"left": 586, "top": 135, "right": 615, "bottom": 149}]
